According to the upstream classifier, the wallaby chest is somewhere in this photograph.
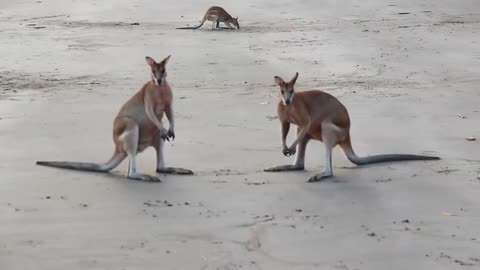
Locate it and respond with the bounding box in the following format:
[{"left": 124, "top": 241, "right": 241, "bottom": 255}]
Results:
[
  {"left": 278, "top": 101, "right": 307, "bottom": 127},
  {"left": 148, "top": 85, "right": 172, "bottom": 115}
]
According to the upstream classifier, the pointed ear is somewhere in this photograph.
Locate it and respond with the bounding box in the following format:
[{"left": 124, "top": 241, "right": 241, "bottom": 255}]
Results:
[
  {"left": 289, "top": 72, "right": 299, "bottom": 85},
  {"left": 145, "top": 56, "right": 156, "bottom": 67},
  {"left": 160, "top": 55, "right": 171, "bottom": 66},
  {"left": 236, "top": 16, "right": 239, "bottom": 20},
  {"left": 274, "top": 76, "right": 285, "bottom": 86}
]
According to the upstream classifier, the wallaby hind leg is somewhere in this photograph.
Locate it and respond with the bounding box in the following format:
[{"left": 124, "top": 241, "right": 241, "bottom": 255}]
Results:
[
  {"left": 154, "top": 135, "right": 193, "bottom": 175},
  {"left": 264, "top": 132, "right": 309, "bottom": 172},
  {"left": 307, "top": 141, "right": 334, "bottom": 182},
  {"left": 120, "top": 122, "right": 161, "bottom": 182},
  {"left": 294, "top": 135, "right": 310, "bottom": 169},
  {"left": 308, "top": 123, "right": 340, "bottom": 182}
]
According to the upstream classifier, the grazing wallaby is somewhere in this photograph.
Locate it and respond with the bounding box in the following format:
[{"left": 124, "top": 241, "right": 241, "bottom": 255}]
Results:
[
  {"left": 176, "top": 6, "right": 240, "bottom": 30},
  {"left": 264, "top": 72, "right": 440, "bottom": 182},
  {"left": 36, "top": 55, "right": 193, "bottom": 182}
]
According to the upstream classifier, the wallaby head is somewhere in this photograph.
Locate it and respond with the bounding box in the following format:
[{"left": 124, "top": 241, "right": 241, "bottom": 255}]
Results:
[
  {"left": 232, "top": 16, "right": 240, "bottom": 29},
  {"left": 274, "top": 72, "right": 299, "bottom": 106},
  {"left": 145, "top": 55, "right": 171, "bottom": 85}
]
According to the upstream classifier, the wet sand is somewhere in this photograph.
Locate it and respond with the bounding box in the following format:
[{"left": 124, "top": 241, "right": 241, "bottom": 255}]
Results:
[{"left": 0, "top": 0, "right": 479, "bottom": 269}]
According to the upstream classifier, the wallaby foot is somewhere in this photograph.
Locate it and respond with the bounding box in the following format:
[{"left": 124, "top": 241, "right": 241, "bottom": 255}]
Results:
[
  {"left": 307, "top": 127, "right": 336, "bottom": 183},
  {"left": 128, "top": 173, "right": 161, "bottom": 182},
  {"left": 264, "top": 164, "right": 304, "bottom": 172},
  {"left": 307, "top": 172, "right": 333, "bottom": 182},
  {"left": 156, "top": 167, "right": 194, "bottom": 175}
]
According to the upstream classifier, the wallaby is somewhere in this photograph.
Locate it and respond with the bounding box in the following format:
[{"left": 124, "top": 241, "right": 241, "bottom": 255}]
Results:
[
  {"left": 264, "top": 72, "right": 440, "bottom": 182},
  {"left": 36, "top": 55, "right": 193, "bottom": 182},
  {"left": 176, "top": 6, "right": 240, "bottom": 30}
]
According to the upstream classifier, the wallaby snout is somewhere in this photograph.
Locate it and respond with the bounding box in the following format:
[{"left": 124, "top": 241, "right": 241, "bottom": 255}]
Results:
[{"left": 282, "top": 92, "right": 294, "bottom": 106}]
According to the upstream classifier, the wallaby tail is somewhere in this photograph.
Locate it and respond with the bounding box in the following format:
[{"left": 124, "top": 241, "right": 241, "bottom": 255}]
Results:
[
  {"left": 36, "top": 151, "right": 126, "bottom": 173},
  {"left": 176, "top": 17, "right": 206, "bottom": 29},
  {"left": 340, "top": 135, "right": 440, "bottom": 166}
]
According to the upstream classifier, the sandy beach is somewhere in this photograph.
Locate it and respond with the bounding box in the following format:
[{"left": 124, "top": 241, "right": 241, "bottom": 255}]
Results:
[{"left": 1, "top": 0, "right": 479, "bottom": 269}]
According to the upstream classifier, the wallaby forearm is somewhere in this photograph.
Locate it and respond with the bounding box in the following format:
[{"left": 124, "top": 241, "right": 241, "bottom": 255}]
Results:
[
  {"left": 144, "top": 91, "right": 165, "bottom": 131},
  {"left": 165, "top": 106, "right": 175, "bottom": 130},
  {"left": 290, "top": 121, "right": 310, "bottom": 148},
  {"left": 281, "top": 121, "right": 290, "bottom": 147}
]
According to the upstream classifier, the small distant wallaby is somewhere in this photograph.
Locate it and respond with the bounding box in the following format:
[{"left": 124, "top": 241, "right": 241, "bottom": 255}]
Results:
[
  {"left": 36, "top": 55, "right": 193, "bottom": 182},
  {"left": 176, "top": 6, "right": 240, "bottom": 30},
  {"left": 264, "top": 72, "right": 440, "bottom": 182}
]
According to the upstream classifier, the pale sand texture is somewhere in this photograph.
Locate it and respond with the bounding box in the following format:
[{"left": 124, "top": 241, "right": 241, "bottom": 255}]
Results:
[{"left": 0, "top": 0, "right": 479, "bottom": 269}]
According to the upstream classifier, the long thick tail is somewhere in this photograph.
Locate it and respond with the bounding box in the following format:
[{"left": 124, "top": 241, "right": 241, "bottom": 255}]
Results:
[
  {"left": 176, "top": 17, "right": 206, "bottom": 29},
  {"left": 36, "top": 151, "right": 126, "bottom": 173},
  {"left": 340, "top": 136, "right": 440, "bottom": 166},
  {"left": 176, "top": 25, "right": 202, "bottom": 29}
]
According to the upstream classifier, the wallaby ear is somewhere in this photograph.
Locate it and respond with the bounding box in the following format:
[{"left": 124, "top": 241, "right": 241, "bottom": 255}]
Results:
[
  {"left": 274, "top": 76, "right": 285, "bottom": 86},
  {"left": 161, "top": 55, "right": 171, "bottom": 66},
  {"left": 145, "top": 56, "right": 156, "bottom": 67},
  {"left": 236, "top": 16, "right": 239, "bottom": 20},
  {"left": 290, "top": 72, "right": 299, "bottom": 85}
]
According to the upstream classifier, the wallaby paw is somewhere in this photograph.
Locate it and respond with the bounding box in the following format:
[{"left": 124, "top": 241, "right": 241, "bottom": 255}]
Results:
[
  {"left": 307, "top": 172, "right": 333, "bottom": 182},
  {"left": 174, "top": 168, "right": 194, "bottom": 175},
  {"left": 128, "top": 174, "right": 162, "bottom": 182},
  {"left": 148, "top": 176, "right": 162, "bottom": 182},
  {"left": 160, "top": 128, "right": 170, "bottom": 141},
  {"left": 157, "top": 167, "right": 194, "bottom": 175},
  {"left": 282, "top": 146, "right": 296, "bottom": 157},
  {"left": 264, "top": 165, "right": 304, "bottom": 172},
  {"left": 167, "top": 129, "right": 175, "bottom": 141}
]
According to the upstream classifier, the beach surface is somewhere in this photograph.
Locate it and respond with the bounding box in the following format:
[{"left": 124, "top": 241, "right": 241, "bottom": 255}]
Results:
[{"left": 0, "top": 0, "right": 479, "bottom": 269}]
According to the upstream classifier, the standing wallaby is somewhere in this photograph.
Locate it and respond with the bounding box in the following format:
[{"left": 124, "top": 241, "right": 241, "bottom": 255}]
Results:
[
  {"left": 264, "top": 72, "right": 440, "bottom": 182},
  {"left": 36, "top": 55, "right": 193, "bottom": 182},
  {"left": 176, "top": 6, "right": 240, "bottom": 30}
]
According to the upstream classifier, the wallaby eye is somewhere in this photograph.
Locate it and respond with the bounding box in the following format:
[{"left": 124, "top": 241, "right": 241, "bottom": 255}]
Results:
[{"left": 281, "top": 90, "right": 285, "bottom": 94}]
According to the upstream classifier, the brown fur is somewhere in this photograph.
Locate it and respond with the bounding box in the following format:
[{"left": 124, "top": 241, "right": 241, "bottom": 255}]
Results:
[
  {"left": 113, "top": 80, "right": 172, "bottom": 153},
  {"left": 36, "top": 56, "right": 193, "bottom": 182},
  {"left": 265, "top": 72, "right": 439, "bottom": 182},
  {"left": 176, "top": 6, "right": 240, "bottom": 30},
  {"left": 277, "top": 90, "right": 351, "bottom": 142}
]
